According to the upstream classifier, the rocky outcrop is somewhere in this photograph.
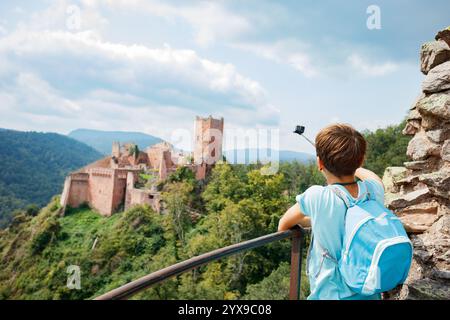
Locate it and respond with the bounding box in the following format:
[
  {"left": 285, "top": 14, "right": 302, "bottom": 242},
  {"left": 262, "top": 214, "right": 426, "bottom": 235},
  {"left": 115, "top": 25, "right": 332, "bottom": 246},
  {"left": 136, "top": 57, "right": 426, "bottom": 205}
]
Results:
[{"left": 384, "top": 27, "right": 450, "bottom": 300}]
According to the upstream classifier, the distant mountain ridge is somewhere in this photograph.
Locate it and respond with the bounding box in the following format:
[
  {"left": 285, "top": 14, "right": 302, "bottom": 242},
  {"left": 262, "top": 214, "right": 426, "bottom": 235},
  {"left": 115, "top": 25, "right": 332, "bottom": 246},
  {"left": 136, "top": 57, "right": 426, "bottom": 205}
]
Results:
[
  {"left": 224, "top": 148, "right": 314, "bottom": 164},
  {"left": 0, "top": 129, "right": 102, "bottom": 228},
  {"left": 68, "top": 129, "right": 164, "bottom": 155}
]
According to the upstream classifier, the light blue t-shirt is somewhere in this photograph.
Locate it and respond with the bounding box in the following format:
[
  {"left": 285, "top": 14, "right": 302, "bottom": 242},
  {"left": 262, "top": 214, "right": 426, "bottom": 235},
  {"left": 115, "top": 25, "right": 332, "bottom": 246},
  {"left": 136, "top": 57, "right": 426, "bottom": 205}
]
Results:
[{"left": 296, "top": 179, "right": 385, "bottom": 300}]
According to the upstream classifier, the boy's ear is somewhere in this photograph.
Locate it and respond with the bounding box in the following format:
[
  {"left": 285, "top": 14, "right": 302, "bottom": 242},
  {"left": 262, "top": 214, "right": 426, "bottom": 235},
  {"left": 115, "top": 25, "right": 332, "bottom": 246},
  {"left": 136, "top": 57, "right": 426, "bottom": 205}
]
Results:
[{"left": 316, "top": 157, "right": 324, "bottom": 171}]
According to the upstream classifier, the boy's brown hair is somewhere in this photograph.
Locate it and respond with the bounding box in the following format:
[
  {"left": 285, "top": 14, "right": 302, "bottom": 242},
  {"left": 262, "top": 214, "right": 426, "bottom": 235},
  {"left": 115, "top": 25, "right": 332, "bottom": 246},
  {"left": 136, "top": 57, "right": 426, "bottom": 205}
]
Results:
[{"left": 315, "top": 124, "right": 367, "bottom": 177}]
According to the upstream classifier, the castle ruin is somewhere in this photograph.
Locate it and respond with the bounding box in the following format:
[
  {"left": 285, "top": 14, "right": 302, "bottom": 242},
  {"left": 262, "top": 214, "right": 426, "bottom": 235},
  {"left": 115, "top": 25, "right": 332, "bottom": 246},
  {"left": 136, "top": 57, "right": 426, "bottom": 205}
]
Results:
[{"left": 60, "top": 116, "right": 224, "bottom": 216}]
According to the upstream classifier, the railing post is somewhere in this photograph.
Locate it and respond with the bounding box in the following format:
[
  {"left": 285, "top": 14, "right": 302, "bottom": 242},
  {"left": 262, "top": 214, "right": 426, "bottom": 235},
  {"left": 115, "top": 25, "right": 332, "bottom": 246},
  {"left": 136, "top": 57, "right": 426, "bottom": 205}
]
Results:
[{"left": 289, "top": 226, "right": 304, "bottom": 300}]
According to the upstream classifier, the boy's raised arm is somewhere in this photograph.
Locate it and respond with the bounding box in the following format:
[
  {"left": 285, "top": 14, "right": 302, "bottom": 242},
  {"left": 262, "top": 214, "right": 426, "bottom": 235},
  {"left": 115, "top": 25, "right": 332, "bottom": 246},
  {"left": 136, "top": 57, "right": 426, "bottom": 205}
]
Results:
[
  {"left": 355, "top": 167, "right": 384, "bottom": 188},
  {"left": 278, "top": 203, "right": 311, "bottom": 231}
]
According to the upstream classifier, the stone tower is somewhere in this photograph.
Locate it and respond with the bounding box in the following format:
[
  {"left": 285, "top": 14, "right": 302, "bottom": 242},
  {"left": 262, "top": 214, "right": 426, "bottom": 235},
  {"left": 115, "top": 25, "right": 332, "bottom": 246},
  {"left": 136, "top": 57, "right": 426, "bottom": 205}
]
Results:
[
  {"left": 112, "top": 141, "right": 120, "bottom": 158},
  {"left": 383, "top": 27, "right": 450, "bottom": 300},
  {"left": 193, "top": 116, "right": 224, "bottom": 165}
]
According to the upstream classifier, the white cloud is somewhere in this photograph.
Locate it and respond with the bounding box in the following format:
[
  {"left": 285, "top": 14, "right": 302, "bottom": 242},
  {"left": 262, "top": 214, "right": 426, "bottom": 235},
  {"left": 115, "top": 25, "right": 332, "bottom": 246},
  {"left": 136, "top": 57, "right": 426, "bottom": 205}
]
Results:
[
  {"left": 94, "top": 0, "right": 251, "bottom": 47},
  {"left": 347, "top": 53, "right": 399, "bottom": 77},
  {"left": 233, "top": 39, "right": 318, "bottom": 77},
  {"left": 14, "top": 72, "right": 82, "bottom": 116},
  {"left": 0, "top": 28, "right": 278, "bottom": 138}
]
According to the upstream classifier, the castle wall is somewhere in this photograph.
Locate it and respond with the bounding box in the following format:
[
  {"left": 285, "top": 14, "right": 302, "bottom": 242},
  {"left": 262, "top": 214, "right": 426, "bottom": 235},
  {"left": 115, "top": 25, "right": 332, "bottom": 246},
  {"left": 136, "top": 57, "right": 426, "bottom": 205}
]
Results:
[
  {"left": 60, "top": 176, "right": 72, "bottom": 208},
  {"left": 124, "top": 171, "right": 161, "bottom": 213},
  {"left": 147, "top": 142, "right": 172, "bottom": 169},
  {"left": 68, "top": 178, "right": 89, "bottom": 208},
  {"left": 195, "top": 163, "right": 207, "bottom": 180},
  {"left": 125, "top": 171, "right": 135, "bottom": 209},
  {"left": 111, "top": 170, "right": 128, "bottom": 213},
  {"left": 88, "top": 168, "right": 115, "bottom": 216},
  {"left": 126, "top": 188, "right": 161, "bottom": 213},
  {"left": 60, "top": 173, "right": 90, "bottom": 210}
]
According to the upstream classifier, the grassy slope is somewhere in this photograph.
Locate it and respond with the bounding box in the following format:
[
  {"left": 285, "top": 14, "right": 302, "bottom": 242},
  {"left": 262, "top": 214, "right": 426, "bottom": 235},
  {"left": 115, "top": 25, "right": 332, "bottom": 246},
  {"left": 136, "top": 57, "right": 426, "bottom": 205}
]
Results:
[{"left": 0, "top": 198, "right": 167, "bottom": 300}]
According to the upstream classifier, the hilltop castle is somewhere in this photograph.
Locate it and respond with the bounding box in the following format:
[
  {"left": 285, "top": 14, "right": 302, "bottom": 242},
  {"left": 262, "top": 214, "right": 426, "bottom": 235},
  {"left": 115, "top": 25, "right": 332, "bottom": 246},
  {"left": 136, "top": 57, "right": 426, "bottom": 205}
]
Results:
[{"left": 60, "top": 116, "right": 224, "bottom": 216}]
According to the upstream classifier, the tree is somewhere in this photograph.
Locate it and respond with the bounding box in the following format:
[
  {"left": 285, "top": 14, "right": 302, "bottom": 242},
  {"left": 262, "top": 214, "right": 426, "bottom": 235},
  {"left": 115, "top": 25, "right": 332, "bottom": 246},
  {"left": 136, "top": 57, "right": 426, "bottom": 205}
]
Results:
[
  {"left": 243, "top": 262, "right": 309, "bottom": 300},
  {"left": 363, "top": 121, "right": 411, "bottom": 176},
  {"left": 168, "top": 166, "right": 195, "bottom": 183},
  {"left": 161, "top": 182, "right": 194, "bottom": 248},
  {"left": 129, "top": 145, "right": 140, "bottom": 159},
  {"left": 279, "top": 161, "right": 325, "bottom": 200}
]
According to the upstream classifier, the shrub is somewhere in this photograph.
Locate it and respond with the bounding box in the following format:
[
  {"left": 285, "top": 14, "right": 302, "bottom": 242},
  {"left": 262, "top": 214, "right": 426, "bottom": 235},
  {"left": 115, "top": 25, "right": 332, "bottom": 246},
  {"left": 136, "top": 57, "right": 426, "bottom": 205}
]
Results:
[{"left": 30, "top": 219, "right": 61, "bottom": 254}]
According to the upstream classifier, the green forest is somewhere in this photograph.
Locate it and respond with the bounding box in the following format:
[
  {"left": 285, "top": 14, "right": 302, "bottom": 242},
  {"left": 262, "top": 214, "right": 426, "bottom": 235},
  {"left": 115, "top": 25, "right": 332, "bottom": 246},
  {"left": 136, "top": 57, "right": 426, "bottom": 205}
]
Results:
[
  {"left": 0, "top": 122, "right": 410, "bottom": 300},
  {"left": 0, "top": 161, "right": 320, "bottom": 300},
  {"left": 0, "top": 130, "right": 102, "bottom": 228}
]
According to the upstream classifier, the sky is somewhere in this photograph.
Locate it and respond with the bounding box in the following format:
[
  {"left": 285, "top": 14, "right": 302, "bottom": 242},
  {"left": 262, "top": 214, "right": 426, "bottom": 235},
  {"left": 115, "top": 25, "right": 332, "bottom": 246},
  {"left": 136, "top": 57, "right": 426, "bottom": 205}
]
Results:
[{"left": 0, "top": 0, "right": 449, "bottom": 154}]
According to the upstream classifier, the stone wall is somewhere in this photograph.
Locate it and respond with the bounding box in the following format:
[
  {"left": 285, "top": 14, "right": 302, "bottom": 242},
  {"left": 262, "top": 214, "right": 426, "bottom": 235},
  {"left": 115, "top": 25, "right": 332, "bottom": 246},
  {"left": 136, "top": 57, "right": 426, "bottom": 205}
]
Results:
[
  {"left": 383, "top": 27, "right": 450, "bottom": 299},
  {"left": 125, "top": 171, "right": 161, "bottom": 213},
  {"left": 111, "top": 169, "right": 128, "bottom": 213},
  {"left": 88, "top": 168, "right": 116, "bottom": 216},
  {"left": 60, "top": 173, "right": 90, "bottom": 210},
  {"left": 67, "top": 178, "right": 89, "bottom": 208}
]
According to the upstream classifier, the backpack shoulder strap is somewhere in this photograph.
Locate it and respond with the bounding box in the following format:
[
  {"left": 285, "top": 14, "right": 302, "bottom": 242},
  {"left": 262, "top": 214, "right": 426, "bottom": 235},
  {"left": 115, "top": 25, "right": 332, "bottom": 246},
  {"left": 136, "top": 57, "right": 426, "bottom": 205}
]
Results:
[
  {"left": 328, "top": 185, "right": 352, "bottom": 208},
  {"left": 360, "top": 180, "right": 374, "bottom": 201},
  {"left": 329, "top": 182, "right": 373, "bottom": 206}
]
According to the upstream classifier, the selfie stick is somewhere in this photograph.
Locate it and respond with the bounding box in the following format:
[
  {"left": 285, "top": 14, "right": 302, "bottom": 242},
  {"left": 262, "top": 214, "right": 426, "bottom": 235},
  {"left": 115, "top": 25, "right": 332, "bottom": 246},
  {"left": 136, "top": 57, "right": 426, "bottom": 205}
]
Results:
[{"left": 293, "top": 125, "right": 315, "bottom": 147}]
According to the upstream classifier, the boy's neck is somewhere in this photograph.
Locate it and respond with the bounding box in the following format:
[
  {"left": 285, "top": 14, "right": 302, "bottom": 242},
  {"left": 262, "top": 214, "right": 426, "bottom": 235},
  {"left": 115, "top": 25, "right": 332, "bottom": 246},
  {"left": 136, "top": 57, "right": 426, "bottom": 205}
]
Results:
[{"left": 325, "top": 174, "right": 356, "bottom": 186}]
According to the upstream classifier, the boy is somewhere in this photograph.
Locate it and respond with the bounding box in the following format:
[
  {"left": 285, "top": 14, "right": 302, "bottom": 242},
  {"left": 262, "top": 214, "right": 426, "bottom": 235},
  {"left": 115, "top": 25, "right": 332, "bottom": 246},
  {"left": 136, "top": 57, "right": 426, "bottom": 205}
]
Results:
[{"left": 278, "top": 124, "right": 384, "bottom": 300}]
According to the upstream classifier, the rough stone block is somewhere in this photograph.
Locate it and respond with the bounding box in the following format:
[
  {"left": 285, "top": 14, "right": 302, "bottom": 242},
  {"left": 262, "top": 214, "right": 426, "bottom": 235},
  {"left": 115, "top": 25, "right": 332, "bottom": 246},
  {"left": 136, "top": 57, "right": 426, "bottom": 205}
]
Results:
[
  {"left": 420, "top": 40, "right": 450, "bottom": 75},
  {"left": 396, "top": 200, "right": 440, "bottom": 215},
  {"left": 402, "top": 120, "right": 421, "bottom": 136},
  {"left": 436, "top": 27, "right": 450, "bottom": 47},
  {"left": 387, "top": 186, "right": 431, "bottom": 209},
  {"left": 418, "top": 169, "right": 450, "bottom": 194},
  {"left": 422, "top": 61, "right": 450, "bottom": 93},
  {"left": 426, "top": 128, "right": 449, "bottom": 143},
  {"left": 400, "top": 213, "right": 439, "bottom": 234},
  {"left": 415, "top": 90, "right": 450, "bottom": 120},
  {"left": 400, "top": 278, "right": 450, "bottom": 300},
  {"left": 404, "top": 159, "right": 437, "bottom": 171},
  {"left": 441, "top": 139, "right": 450, "bottom": 162},
  {"left": 407, "top": 131, "right": 441, "bottom": 160}
]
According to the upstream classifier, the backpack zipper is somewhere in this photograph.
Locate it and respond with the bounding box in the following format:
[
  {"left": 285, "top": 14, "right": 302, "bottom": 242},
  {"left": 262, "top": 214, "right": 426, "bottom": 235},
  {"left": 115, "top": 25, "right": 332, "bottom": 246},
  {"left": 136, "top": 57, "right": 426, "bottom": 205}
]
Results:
[{"left": 315, "top": 248, "right": 338, "bottom": 278}]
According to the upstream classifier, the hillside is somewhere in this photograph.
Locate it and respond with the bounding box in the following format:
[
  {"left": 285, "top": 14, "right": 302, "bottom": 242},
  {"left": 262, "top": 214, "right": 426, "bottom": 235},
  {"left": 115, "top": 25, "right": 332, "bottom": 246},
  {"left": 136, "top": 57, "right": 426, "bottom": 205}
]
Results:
[
  {"left": 68, "top": 129, "right": 164, "bottom": 155},
  {"left": 0, "top": 162, "right": 316, "bottom": 300},
  {"left": 0, "top": 121, "right": 411, "bottom": 299},
  {"left": 0, "top": 129, "right": 102, "bottom": 228}
]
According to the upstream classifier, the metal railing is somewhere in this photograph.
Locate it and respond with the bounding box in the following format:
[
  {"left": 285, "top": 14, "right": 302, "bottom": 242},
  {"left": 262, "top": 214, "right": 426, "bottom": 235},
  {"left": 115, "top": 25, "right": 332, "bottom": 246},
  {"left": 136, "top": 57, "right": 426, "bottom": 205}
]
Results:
[{"left": 95, "top": 226, "right": 309, "bottom": 300}]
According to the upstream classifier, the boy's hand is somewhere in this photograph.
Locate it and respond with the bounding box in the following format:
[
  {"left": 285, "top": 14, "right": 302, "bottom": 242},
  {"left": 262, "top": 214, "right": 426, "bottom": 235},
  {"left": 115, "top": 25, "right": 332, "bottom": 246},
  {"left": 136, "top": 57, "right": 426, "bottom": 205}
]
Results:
[{"left": 278, "top": 203, "right": 311, "bottom": 231}]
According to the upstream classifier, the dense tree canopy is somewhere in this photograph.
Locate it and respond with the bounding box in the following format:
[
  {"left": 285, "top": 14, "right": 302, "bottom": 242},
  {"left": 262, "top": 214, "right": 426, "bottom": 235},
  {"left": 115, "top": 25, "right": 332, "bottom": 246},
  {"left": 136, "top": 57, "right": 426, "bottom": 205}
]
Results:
[
  {"left": 0, "top": 162, "right": 316, "bottom": 300},
  {"left": 0, "top": 130, "right": 102, "bottom": 228},
  {"left": 363, "top": 121, "right": 411, "bottom": 176},
  {"left": 0, "top": 121, "right": 411, "bottom": 299}
]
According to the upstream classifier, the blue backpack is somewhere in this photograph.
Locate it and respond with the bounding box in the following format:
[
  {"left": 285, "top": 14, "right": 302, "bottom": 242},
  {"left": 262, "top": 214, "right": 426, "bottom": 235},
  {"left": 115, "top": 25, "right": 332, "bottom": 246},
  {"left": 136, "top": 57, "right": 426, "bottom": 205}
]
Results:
[{"left": 309, "top": 182, "right": 413, "bottom": 296}]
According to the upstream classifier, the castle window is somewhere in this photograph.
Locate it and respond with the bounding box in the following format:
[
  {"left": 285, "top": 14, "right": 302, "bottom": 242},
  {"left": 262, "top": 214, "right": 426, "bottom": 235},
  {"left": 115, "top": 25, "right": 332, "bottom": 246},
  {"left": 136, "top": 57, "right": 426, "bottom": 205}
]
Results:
[{"left": 149, "top": 194, "right": 154, "bottom": 200}]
